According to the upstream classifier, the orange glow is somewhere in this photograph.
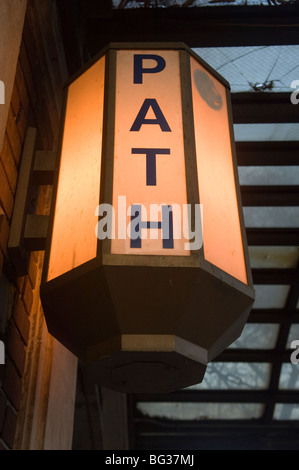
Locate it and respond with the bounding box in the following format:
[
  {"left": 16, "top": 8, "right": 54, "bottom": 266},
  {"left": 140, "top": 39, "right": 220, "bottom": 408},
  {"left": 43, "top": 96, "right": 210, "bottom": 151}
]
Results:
[
  {"left": 190, "top": 57, "right": 247, "bottom": 284},
  {"left": 47, "top": 57, "right": 105, "bottom": 280},
  {"left": 111, "top": 50, "right": 190, "bottom": 256}
]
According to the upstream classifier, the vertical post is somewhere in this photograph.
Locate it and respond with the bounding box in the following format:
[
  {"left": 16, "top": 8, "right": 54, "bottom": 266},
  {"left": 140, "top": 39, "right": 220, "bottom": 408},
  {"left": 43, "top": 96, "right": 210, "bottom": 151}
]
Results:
[
  {"left": 8, "top": 127, "right": 37, "bottom": 275},
  {"left": 99, "top": 387, "right": 129, "bottom": 450}
]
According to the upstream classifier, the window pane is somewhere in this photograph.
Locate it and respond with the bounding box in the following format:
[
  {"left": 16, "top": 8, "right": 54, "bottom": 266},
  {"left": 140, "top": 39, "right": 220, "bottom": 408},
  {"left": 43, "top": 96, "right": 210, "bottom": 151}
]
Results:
[
  {"left": 137, "top": 402, "right": 264, "bottom": 420},
  {"left": 279, "top": 363, "right": 299, "bottom": 390},
  {"left": 274, "top": 404, "right": 299, "bottom": 420},
  {"left": 188, "top": 362, "right": 271, "bottom": 390},
  {"left": 254, "top": 285, "right": 290, "bottom": 309},
  {"left": 229, "top": 323, "right": 279, "bottom": 350}
]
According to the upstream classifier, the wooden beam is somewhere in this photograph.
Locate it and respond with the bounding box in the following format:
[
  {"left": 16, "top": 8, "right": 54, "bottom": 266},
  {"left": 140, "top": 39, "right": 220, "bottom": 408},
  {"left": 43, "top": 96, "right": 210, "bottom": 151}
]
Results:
[
  {"left": 56, "top": 0, "right": 85, "bottom": 76},
  {"left": 33, "top": 150, "right": 56, "bottom": 185},
  {"left": 23, "top": 214, "right": 49, "bottom": 252},
  {"left": 8, "top": 127, "right": 37, "bottom": 276}
]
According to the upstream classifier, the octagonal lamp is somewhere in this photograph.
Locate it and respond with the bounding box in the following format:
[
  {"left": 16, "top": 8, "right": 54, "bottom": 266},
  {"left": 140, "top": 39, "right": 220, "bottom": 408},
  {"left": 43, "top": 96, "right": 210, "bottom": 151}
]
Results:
[{"left": 40, "top": 43, "right": 255, "bottom": 393}]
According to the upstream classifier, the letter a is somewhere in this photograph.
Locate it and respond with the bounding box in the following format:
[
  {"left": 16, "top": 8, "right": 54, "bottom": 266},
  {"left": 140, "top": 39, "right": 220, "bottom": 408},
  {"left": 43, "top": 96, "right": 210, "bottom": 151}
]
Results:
[{"left": 130, "top": 99, "right": 171, "bottom": 132}]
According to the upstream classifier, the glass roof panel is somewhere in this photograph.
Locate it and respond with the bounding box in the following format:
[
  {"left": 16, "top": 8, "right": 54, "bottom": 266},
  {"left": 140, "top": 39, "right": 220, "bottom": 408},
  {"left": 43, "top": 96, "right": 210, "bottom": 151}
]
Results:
[
  {"left": 229, "top": 323, "right": 279, "bottom": 349},
  {"left": 137, "top": 402, "right": 265, "bottom": 420},
  {"left": 113, "top": 0, "right": 294, "bottom": 8},
  {"left": 248, "top": 247, "right": 299, "bottom": 269},
  {"left": 238, "top": 166, "right": 299, "bottom": 186},
  {"left": 253, "top": 285, "right": 290, "bottom": 309},
  {"left": 287, "top": 324, "right": 299, "bottom": 348},
  {"left": 187, "top": 362, "right": 271, "bottom": 390},
  {"left": 274, "top": 403, "right": 299, "bottom": 420},
  {"left": 234, "top": 123, "right": 299, "bottom": 142},
  {"left": 279, "top": 363, "right": 299, "bottom": 390},
  {"left": 243, "top": 207, "right": 299, "bottom": 228},
  {"left": 194, "top": 45, "right": 299, "bottom": 93}
]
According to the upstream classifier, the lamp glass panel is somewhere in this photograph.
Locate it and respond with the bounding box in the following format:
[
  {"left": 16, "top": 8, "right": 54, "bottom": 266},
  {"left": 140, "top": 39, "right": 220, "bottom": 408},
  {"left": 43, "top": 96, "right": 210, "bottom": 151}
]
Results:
[
  {"left": 111, "top": 50, "right": 190, "bottom": 256},
  {"left": 47, "top": 57, "right": 105, "bottom": 280},
  {"left": 190, "top": 56, "right": 247, "bottom": 284}
]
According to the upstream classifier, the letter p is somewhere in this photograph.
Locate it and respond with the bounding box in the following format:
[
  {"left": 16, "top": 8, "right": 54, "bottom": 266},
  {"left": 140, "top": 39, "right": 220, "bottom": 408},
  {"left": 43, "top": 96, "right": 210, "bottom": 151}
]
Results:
[{"left": 134, "top": 54, "right": 166, "bottom": 84}]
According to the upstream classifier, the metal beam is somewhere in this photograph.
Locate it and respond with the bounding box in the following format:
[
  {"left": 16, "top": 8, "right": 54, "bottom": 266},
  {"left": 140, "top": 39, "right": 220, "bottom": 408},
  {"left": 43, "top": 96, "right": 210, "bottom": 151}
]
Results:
[
  {"left": 236, "top": 141, "right": 299, "bottom": 167},
  {"left": 132, "top": 389, "right": 299, "bottom": 404},
  {"left": 216, "top": 349, "right": 291, "bottom": 363},
  {"left": 231, "top": 93, "right": 299, "bottom": 124},
  {"left": 246, "top": 228, "right": 299, "bottom": 246},
  {"left": 131, "top": 423, "right": 299, "bottom": 450},
  {"left": 241, "top": 186, "right": 299, "bottom": 207},
  {"left": 83, "top": 5, "right": 299, "bottom": 56},
  {"left": 252, "top": 268, "right": 299, "bottom": 285},
  {"left": 248, "top": 309, "right": 299, "bottom": 324}
]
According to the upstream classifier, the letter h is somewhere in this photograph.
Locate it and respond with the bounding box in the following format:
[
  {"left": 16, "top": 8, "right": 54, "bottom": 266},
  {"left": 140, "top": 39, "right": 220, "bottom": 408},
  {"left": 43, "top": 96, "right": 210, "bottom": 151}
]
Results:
[{"left": 130, "top": 205, "right": 173, "bottom": 249}]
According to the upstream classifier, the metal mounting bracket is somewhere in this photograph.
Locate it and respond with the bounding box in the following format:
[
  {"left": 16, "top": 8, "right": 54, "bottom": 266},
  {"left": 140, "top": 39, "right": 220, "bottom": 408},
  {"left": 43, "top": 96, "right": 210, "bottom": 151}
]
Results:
[{"left": 8, "top": 127, "right": 56, "bottom": 277}]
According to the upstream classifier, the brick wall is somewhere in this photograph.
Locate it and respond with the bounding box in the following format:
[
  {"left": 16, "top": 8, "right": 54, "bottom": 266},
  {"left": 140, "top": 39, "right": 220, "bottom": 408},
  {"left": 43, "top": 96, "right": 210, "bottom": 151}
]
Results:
[{"left": 0, "top": 0, "right": 68, "bottom": 449}]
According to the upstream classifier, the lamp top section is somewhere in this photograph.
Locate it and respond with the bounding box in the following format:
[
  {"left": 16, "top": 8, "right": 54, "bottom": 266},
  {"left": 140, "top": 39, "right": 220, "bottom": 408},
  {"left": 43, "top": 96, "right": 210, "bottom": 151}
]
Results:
[{"left": 64, "top": 41, "right": 231, "bottom": 90}]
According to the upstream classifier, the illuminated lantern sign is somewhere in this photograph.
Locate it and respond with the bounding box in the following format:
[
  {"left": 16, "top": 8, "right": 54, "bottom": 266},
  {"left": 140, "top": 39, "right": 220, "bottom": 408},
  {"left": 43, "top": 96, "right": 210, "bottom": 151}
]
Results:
[{"left": 40, "top": 43, "right": 255, "bottom": 393}]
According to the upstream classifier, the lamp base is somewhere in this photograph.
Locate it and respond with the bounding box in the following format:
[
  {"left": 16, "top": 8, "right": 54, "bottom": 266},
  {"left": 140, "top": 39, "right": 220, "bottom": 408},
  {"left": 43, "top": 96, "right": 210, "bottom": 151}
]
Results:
[{"left": 84, "top": 349, "right": 206, "bottom": 394}]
